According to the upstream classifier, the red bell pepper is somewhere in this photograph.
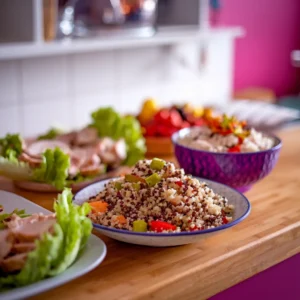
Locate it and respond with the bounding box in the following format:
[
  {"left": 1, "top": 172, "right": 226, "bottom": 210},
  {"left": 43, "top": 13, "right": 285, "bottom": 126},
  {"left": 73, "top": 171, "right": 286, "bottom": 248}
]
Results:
[
  {"left": 222, "top": 217, "right": 229, "bottom": 224},
  {"left": 175, "top": 181, "right": 183, "bottom": 187},
  {"left": 228, "top": 145, "right": 241, "bottom": 153},
  {"left": 150, "top": 221, "right": 176, "bottom": 232}
]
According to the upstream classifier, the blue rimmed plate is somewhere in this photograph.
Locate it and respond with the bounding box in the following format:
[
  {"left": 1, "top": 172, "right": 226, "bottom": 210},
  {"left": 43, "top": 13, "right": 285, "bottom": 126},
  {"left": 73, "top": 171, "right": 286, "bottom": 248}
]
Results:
[{"left": 73, "top": 177, "right": 251, "bottom": 247}]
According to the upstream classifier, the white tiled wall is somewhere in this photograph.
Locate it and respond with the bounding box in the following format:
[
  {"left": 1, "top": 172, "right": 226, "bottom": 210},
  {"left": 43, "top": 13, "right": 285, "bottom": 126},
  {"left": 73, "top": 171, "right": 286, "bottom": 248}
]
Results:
[{"left": 0, "top": 35, "right": 235, "bottom": 137}]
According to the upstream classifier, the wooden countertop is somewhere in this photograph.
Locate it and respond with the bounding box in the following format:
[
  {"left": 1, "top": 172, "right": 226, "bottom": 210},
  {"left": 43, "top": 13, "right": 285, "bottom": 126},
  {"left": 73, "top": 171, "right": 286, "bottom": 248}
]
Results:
[{"left": 1, "top": 126, "right": 300, "bottom": 300}]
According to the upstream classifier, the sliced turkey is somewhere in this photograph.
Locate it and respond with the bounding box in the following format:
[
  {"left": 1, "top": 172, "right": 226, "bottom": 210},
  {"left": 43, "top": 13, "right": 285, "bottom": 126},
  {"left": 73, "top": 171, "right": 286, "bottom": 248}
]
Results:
[
  {"left": 4, "top": 213, "right": 55, "bottom": 230},
  {"left": 19, "top": 152, "right": 42, "bottom": 168},
  {"left": 97, "top": 138, "right": 127, "bottom": 165},
  {"left": 74, "top": 127, "right": 98, "bottom": 146},
  {"left": 55, "top": 131, "right": 77, "bottom": 145},
  {"left": 12, "top": 219, "right": 56, "bottom": 243},
  {"left": 0, "top": 230, "right": 14, "bottom": 260},
  {"left": 26, "top": 140, "right": 71, "bottom": 156},
  {"left": 0, "top": 253, "right": 28, "bottom": 273},
  {"left": 11, "top": 243, "right": 36, "bottom": 254}
]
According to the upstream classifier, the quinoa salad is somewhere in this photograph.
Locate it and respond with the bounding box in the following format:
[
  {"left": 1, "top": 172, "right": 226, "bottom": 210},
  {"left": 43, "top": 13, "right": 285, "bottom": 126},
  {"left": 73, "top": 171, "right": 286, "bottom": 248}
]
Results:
[
  {"left": 178, "top": 114, "right": 274, "bottom": 153},
  {"left": 87, "top": 158, "right": 234, "bottom": 233}
]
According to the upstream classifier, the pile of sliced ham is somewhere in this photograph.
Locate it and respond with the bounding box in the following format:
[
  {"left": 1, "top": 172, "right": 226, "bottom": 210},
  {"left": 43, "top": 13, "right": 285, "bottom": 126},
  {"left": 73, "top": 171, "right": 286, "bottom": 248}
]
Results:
[
  {"left": 19, "top": 127, "right": 127, "bottom": 179},
  {"left": 0, "top": 213, "right": 56, "bottom": 274}
]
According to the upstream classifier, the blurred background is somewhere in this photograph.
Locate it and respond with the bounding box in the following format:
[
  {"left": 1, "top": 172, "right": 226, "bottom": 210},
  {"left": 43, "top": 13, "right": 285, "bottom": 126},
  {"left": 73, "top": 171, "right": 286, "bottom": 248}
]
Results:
[{"left": 0, "top": 0, "right": 300, "bottom": 137}]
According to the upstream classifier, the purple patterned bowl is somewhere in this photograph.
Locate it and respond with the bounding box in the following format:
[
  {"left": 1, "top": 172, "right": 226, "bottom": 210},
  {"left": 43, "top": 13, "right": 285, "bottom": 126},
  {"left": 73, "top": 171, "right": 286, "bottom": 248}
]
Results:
[{"left": 171, "top": 128, "right": 282, "bottom": 193}]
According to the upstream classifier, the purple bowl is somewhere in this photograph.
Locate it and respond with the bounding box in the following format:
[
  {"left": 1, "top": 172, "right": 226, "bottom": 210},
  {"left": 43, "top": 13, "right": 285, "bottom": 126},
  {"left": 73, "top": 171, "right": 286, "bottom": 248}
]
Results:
[{"left": 171, "top": 128, "right": 282, "bottom": 193}]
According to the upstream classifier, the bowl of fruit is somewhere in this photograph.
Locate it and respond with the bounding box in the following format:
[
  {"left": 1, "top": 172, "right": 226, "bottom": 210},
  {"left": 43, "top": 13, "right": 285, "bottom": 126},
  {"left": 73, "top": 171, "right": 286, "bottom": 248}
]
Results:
[{"left": 137, "top": 98, "right": 210, "bottom": 156}]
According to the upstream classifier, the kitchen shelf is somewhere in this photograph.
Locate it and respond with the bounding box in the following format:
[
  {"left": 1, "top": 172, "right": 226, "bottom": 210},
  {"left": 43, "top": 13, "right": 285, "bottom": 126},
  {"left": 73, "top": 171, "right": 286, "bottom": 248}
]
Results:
[{"left": 0, "top": 26, "right": 244, "bottom": 60}]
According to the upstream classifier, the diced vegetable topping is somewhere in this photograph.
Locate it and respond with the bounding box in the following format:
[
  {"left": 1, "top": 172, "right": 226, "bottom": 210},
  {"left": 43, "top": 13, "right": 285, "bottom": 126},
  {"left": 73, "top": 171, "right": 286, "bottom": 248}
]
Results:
[
  {"left": 228, "top": 145, "right": 241, "bottom": 153},
  {"left": 114, "top": 181, "right": 122, "bottom": 191},
  {"left": 175, "top": 181, "right": 183, "bottom": 187},
  {"left": 150, "top": 158, "right": 166, "bottom": 171},
  {"left": 222, "top": 217, "right": 229, "bottom": 224},
  {"left": 145, "top": 173, "right": 161, "bottom": 187},
  {"left": 133, "top": 220, "right": 148, "bottom": 232},
  {"left": 116, "top": 215, "right": 126, "bottom": 224},
  {"left": 132, "top": 182, "right": 140, "bottom": 191},
  {"left": 89, "top": 201, "right": 108, "bottom": 213},
  {"left": 150, "top": 221, "right": 176, "bottom": 232},
  {"left": 125, "top": 174, "right": 146, "bottom": 183},
  {"left": 205, "top": 114, "right": 250, "bottom": 139}
]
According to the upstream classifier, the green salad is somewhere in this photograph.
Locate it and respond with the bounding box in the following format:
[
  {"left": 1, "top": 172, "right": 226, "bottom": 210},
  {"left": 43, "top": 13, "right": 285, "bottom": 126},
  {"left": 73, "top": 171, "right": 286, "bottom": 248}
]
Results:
[
  {"left": 0, "top": 188, "right": 92, "bottom": 289},
  {"left": 0, "top": 107, "right": 146, "bottom": 190}
]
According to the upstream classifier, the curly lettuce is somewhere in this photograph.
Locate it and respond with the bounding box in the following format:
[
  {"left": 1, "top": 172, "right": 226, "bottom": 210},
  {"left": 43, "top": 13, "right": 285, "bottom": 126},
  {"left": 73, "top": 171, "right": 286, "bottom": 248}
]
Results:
[
  {"left": 90, "top": 107, "right": 146, "bottom": 166},
  {"left": 0, "top": 133, "right": 23, "bottom": 159},
  {"left": 32, "top": 148, "right": 70, "bottom": 190},
  {"left": 37, "top": 128, "right": 63, "bottom": 141},
  {"left": 0, "top": 188, "right": 93, "bottom": 289},
  {"left": 0, "top": 134, "right": 33, "bottom": 181}
]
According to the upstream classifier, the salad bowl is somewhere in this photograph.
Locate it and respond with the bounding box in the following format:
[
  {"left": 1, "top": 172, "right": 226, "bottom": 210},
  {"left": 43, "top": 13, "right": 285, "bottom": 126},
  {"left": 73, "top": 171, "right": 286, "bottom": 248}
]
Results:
[
  {"left": 73, "top": 178, "right": 251, "bottom": 247},
  {"left": 172, "top": 128, "right": 282, "bottom": 193}
]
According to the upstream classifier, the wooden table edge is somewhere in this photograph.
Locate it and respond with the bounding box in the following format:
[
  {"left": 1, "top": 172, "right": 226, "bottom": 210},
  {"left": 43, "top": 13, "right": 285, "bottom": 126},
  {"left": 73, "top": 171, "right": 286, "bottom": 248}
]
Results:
[{"left": 136, "top": 221, "right": 300, "bottom": 299}]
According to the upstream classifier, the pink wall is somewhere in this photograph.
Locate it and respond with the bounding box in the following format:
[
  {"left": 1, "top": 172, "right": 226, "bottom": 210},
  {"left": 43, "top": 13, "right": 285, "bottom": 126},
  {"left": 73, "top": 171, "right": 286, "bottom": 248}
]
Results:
[{"left": 215, "top": 0, "right": 300, "bottom": 97}]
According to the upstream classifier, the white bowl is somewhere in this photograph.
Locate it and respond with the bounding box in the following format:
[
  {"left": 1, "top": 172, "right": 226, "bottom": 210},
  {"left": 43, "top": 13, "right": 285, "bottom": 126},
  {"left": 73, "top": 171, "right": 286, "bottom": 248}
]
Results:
[{"left": 73, "top": 178, "right": 251, "bottom": 247}]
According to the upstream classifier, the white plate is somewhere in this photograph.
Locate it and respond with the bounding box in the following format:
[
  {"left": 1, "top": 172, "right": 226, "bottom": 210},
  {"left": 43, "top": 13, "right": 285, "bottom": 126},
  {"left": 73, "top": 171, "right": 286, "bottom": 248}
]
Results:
[
  {"left": 73, "top": 177, "right": 251, "bottom": 247},
  {"left": 0, "top": 190, "right": 107, "bottom": 300}
]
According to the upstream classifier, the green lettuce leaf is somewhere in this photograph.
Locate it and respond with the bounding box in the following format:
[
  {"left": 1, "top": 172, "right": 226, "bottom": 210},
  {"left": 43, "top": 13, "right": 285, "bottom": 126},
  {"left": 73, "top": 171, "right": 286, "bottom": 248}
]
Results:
[
  {"left": 32, "top": 148, "right": 70, "bottom": 190},
  {"left": 0, "top": 188, "right": 92, "bottom": 290},
  {"left": 37, "top": 128, "right": 63, "bottom": 141},
  {"left": 0, "top": 224, "right": 64, "bottom": 288},
  {"left": 0, "top": 156, "right": 32, "bottom": 181},
  {"left": 0, "top": 133, "right": 32, "bottom": 181},
  {"left": 0, "top": 133, "right": 23, "bottom": 159},
  {"left": 49, "top": 188, "right": 92, "bottom": 275},
  {"left": 90, "top": 107, "right": 146, "bottom": 166}
]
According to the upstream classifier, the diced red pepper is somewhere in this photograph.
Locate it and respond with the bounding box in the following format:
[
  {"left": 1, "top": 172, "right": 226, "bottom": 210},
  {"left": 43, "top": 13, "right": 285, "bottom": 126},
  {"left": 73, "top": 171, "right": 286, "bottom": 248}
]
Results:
[
  {"left": 228, "top": 145, "right": 241, "bottom": 153},
  {"left": 222, "top": 217, "right": 229, "bottom": 224},
  {"left": 238, "top": 137, "right": 244, "bottom": 144},
  {"left": 150, "top": 221, "right": 176, "bottom": 232},
  {"left": 175, "top": 181, "right": 183, "bottom": 187}
]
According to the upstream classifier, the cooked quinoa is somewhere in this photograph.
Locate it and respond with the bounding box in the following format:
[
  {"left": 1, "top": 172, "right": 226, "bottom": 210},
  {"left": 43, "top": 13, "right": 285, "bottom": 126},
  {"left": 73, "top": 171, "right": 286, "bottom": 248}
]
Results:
[
  {"left": 179, "top": 126, "right": 274, "bottom": 153},
  {"left": 178, "top": 113, "right": 275, "bottom": 153},
  {"left": 88, "top": 159, "right": 234, "bottom": 233}
]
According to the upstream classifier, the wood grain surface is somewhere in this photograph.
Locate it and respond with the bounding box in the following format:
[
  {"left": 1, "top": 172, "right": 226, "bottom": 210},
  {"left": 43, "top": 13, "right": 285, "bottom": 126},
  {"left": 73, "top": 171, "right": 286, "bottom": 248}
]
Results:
[{"left": 1, "top": 126, "right": 300, "bottom": 300}]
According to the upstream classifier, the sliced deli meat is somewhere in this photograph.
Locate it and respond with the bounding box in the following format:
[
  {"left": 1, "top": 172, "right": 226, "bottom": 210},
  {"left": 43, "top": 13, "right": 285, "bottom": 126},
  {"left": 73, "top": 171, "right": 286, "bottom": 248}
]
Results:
[
  {"left": 26, "top": 140, "right": 71, "bottom": 156},
  {"left": 55, "top": 131, "right": 77, "bottom": 145},
  {"left": 12, "top": 218, "right": 56, "bottom": 242},
  {"left": 11, "top": 242, "right": 36, "bottom": 254},
  {"left": 74, "top": 127, "right": 98, "bottom": 146},
  {"left": 4, "top": 213, "right": 55, "bottom": 230},
  {"left": 113, "top": 139, "right": 127, "bottom": 161},
  {"left": 19, "top": 152, "right": 43, "bottom": 167},
  {"left": 0, "top": 230, "right": 14, "bottom": 260},
  {"left": 96, "top": 138, "right": 127, "bottom": 165},
  {"left": 0, "top": 253, "right": 28, "bottom": 273}
]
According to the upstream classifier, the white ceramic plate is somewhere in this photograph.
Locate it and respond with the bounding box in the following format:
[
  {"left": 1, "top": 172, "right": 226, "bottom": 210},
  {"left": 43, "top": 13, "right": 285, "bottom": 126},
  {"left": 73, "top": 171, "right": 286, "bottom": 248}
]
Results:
[
  {"left": 0, "top": 190, "right": 107, "bottom": 300},
  {"left": 73, "top": 177, "right": 251, "bottom": 247}
]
